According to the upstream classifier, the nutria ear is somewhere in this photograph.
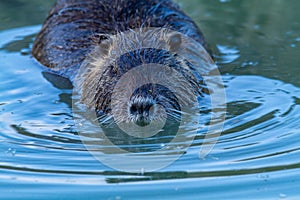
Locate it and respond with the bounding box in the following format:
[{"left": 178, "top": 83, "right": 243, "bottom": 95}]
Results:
[{"left": 167, "top": 33, "right": 182, "bottom": 51}]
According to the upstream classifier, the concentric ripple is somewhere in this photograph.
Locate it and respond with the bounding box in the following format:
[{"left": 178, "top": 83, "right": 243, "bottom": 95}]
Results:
[{"left": 1, "top": 26, "right": 300, "bottom": 199}]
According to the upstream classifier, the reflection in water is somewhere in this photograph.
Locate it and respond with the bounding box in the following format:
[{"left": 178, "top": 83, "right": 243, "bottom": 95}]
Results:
[
  {"left": 180, "top": 0, "right": 300, "bottom": 86},
  {"left": 0, "top": 0, "right": 56, "bottom": 30}
]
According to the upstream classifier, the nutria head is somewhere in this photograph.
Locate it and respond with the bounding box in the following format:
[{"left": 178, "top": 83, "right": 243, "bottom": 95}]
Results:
[{"left": 75, "top": 28, "right": 213, "bottom": 127}]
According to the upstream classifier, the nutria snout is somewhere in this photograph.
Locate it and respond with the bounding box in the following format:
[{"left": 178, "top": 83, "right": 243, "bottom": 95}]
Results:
[
  {"left": 129, "top": 97, "right": 154, "bottom": 126},
  {"left": 127, "top": 82, "right": 181, "bottom": 126}
]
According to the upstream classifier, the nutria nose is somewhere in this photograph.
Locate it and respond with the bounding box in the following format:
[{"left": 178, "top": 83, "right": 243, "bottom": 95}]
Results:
[{"left": 130, "top": 103, "right": 153, "bottom": 127}]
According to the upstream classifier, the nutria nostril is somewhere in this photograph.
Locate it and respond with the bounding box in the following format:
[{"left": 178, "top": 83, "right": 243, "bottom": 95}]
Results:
[{"left": 130, "top": 102, "right": 153, "bottom": 115}]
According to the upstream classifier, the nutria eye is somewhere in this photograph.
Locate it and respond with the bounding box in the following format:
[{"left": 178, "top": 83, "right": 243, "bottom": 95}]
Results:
[
  {"left": 93, "top": 34, "right": 109, "bottom": 44},
  {"left": 99, "top": 35, "right": 109, "bottom": 41}
]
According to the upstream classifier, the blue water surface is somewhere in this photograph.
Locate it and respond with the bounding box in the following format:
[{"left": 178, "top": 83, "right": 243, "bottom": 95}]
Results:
[{"left": 1, "top": 0, "right": 300, "bottom": 199}]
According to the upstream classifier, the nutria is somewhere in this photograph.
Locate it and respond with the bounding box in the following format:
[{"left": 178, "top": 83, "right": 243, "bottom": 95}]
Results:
[{"left": 32, "top": 0, "right": 214, "bottom": 127}]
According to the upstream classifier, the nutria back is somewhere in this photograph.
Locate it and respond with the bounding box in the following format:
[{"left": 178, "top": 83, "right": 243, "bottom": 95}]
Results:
[{"left": 32, "top": 0, "right": 210, "bottom": 79}]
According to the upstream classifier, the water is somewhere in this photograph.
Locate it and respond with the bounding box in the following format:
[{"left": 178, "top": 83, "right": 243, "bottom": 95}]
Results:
[{"left": 1, "top": 0, "right": 300, "bottom": 199}]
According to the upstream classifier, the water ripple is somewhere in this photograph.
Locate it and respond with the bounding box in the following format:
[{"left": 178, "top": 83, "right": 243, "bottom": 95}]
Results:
[{"left": 1, "top": 26, "right": 300, "bottom": 199}]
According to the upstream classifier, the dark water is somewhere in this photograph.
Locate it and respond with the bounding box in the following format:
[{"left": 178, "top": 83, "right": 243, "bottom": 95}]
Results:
[{"left": 1, "top": 0, "right": 300, "bottom": 199}]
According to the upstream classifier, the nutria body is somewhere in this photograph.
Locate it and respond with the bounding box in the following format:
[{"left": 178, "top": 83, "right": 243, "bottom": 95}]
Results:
[{"left": 32, "top": 0, "right": 214, "bottom": 126}]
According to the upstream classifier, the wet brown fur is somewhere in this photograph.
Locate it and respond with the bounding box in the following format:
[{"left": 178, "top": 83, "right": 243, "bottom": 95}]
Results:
[{"left": 32, "top": 0, "right": 214, "bottom": 123}]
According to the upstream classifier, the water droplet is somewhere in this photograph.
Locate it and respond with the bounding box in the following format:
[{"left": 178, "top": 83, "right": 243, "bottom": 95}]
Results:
[
  {"left": 211, "top": 156, "right": 219, "bottom": 160},
  {"left": 20, "top": 48, "right": 31, "bottom": 56},
  {"left": 241, "top": 61, "right": 259, "bottom": 67},
  {"left": 140, "top": 168, "right": 145, "bottom": 175},
  {"left": 6, "top": 148, "right": 16, "bottom": 156},
  {"left": 279, "top": 193, "right": 287, "bottom": 198},
  {"left": 253, "top": 25, "right": 260, "bottom": 30}
]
